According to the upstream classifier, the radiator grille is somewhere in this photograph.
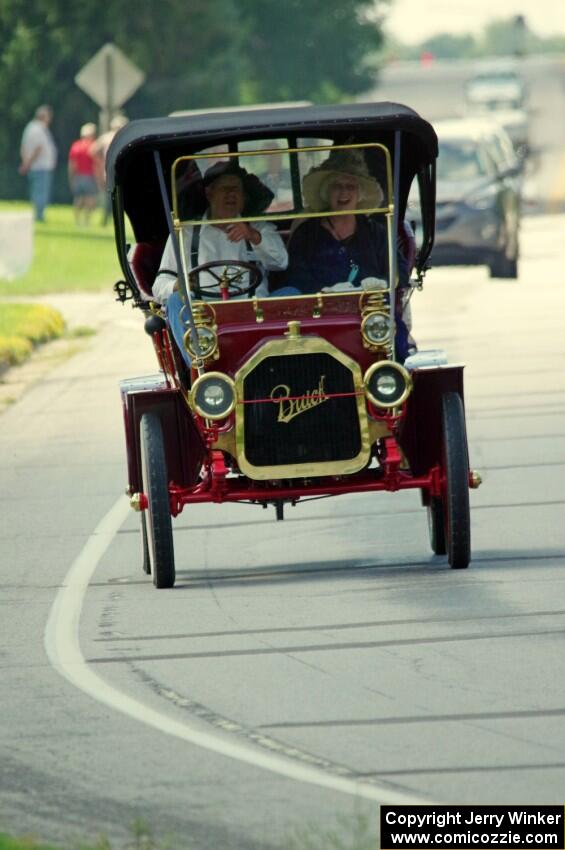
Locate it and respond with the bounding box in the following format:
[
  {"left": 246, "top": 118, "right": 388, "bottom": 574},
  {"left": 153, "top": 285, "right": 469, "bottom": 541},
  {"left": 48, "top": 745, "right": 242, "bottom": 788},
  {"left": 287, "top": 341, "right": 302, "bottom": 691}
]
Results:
[{"left": 242, "top": 353, "right": 361, "bottom": 468}]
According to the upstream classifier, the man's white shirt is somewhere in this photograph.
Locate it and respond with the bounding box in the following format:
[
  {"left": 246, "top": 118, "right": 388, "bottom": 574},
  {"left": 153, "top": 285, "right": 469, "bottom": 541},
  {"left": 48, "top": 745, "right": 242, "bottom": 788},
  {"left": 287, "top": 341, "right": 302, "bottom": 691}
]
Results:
[
  {"left": 153, "top": 216, "right": 288, "bottom": 303},
  {"left": 20, "top": 120, "right": 57, "bottom": 170}
]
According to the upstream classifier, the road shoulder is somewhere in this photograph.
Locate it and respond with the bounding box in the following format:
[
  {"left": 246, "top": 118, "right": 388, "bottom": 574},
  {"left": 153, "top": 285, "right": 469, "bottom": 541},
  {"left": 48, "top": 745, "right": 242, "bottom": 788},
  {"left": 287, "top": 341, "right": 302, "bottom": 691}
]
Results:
[{"left": 0, "top": 292, "right": 123, "bottom": 413}]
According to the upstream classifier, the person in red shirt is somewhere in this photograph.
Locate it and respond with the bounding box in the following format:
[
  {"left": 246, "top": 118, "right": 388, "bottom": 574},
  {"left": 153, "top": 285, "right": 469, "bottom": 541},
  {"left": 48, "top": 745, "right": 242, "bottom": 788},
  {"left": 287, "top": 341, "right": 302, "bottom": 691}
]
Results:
[{"left": 68, "top": 123, "right": 98, "bottom": 225}]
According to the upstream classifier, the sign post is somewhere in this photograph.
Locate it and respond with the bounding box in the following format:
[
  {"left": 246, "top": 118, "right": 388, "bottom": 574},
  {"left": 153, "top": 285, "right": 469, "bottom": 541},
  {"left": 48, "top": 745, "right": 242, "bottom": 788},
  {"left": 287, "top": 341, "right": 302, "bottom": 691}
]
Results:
[{"left": 75, "top": 43, "right": 145, "bottom": 131}]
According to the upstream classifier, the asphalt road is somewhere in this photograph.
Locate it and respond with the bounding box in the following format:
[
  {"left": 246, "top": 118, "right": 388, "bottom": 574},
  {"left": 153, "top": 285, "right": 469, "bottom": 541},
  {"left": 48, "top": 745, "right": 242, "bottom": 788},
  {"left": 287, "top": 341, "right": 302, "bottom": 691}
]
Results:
[{"left": 1, "top": 211, "right": 564, "bottom": 849}]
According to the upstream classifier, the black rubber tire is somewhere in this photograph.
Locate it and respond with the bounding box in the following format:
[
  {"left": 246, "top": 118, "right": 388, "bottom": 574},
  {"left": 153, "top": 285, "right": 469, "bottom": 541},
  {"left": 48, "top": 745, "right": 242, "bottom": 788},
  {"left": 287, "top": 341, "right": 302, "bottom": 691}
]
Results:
[
  {"left": 427, "top": 496, "right": 447, "bottom": 555},
  {"left": 140, "top": 413, "right": 175, "bottom": 588},
  {"left": 441, "top": 393, "right": 471, "bottom": 569},
  {"left": 489, "top": 253, "right": 518, "bottom": 279},
  {"left": 141, "top": 512, "right": 151, "bottom": 575}
]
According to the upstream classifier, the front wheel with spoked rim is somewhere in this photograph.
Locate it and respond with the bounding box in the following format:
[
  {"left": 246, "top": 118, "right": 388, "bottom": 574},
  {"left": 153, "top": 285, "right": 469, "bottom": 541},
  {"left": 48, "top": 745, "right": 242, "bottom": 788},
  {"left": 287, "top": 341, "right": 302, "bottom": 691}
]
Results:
[{"left": 139, "top": 412, "right": 176, "bottom": 588}]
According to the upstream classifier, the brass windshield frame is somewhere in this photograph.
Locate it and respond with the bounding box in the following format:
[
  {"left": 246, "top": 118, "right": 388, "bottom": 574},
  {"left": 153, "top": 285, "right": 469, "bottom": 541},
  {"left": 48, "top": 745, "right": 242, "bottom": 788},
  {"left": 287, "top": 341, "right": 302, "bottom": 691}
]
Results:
[
  {"left": 171, "top": 142, "right": 393, "bottom": 227},
  {"left": 170, "top": 142, "right": 398, "bottom": 362}
]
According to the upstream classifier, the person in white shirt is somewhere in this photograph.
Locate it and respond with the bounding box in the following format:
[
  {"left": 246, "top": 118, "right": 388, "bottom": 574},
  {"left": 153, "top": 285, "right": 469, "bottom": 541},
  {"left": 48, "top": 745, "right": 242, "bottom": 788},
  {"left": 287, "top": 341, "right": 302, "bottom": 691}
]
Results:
[
  {"left": 153, "top": 160, "right": 288, "bottom": 365},
  {"left": 19, "top": 105, "right": 57, "bottom": 222}
]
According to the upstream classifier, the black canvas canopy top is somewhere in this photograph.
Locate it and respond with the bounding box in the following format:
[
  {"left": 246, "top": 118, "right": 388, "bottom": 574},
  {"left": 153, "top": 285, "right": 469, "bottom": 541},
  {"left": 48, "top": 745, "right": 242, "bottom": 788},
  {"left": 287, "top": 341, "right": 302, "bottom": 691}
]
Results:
[{"left": 108, "top": 101, "right": 438, "bottom": 247}]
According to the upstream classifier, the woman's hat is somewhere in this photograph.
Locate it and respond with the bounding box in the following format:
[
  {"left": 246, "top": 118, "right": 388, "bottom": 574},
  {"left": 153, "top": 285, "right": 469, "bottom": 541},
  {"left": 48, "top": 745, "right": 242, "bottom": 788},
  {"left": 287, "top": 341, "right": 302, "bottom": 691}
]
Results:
[
  {"left": 302, "top": 149, "right": 384, "bottom": 212},
  {"left": 203, "top": 160, "right": 274, "bottom": 216}
]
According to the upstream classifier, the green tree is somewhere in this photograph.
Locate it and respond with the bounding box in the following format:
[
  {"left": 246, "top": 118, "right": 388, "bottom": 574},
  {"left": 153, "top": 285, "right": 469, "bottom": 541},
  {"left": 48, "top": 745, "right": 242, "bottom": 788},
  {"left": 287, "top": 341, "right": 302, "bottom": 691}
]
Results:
[
  {"left": 0, "top": 0, "right": 388, "bottom": 201},
  {"left": 108, "top": 0, "right": 247, "bottom": 113},
  {"left": 0, "top": 0, "right": 247, "bottom": 200},
  {"left": 477, "top": 16, "right": 536, "bottom": 57},
  {"left": 239, "top": 0, "right": 388, "bottom": 104}
]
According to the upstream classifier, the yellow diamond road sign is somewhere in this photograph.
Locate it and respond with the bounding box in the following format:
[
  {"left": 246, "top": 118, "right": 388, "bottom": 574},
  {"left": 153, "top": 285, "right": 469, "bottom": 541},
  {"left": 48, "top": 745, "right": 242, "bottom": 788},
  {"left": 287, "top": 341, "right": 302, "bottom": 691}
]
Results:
[{"left": 75, "top": 43, "right": 145, "bottom": 110}]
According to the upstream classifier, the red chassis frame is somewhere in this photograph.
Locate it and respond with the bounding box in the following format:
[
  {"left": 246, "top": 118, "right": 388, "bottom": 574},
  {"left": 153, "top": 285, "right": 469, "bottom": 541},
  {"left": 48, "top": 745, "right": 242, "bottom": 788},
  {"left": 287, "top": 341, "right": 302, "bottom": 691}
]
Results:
[{"left": 121, "top": 298, "right": 468, "bottom": 519}]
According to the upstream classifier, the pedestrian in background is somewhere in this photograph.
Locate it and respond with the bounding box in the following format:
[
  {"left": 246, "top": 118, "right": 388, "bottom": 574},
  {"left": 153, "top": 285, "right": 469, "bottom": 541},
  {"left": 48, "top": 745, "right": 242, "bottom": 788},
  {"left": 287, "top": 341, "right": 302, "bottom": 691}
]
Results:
[
  {"left": 93, "top": 114, "right": 128, "bottom": 225},
  {"left": 19, "top": 105, "right": 57, "bottom": 222},
  {"left": 68, "top": 122, "right": 98, "bottom": 226}
]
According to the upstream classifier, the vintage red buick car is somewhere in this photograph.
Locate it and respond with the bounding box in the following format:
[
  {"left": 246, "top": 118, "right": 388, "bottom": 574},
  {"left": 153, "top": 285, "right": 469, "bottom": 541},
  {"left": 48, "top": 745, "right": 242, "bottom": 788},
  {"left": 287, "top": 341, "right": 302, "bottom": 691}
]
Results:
[{"left": 107, "top": 102, "right": 481, "bottom": 588}]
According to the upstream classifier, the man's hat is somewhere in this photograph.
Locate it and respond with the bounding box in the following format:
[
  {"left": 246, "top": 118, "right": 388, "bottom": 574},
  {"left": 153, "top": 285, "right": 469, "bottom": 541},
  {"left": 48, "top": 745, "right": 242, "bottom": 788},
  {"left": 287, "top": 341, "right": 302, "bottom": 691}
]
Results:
[{"left": 203, "top": 160, "right": 274, "bottom": 216}]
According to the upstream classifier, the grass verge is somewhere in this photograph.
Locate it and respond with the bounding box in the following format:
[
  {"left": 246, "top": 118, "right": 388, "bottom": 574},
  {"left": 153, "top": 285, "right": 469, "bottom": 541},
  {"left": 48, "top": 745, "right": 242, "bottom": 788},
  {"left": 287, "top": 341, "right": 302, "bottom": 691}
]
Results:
[
  {"left": 0, "top": 812, "right": 376, "bottom": 850},
  {"left": 0, "top": 202, "right": 123, "bottom": 296},
  {"left": 0, "top": 836, "right": 61, "bottom": 850},
  {"left": 0, "top": 819, "right": 171, "bottom": 850},
  {"left": 289, "top": 811, "right": 378, "bottom": 850},
  {"left": 0, "top": 303, "right": 66, "bottom": 369}
]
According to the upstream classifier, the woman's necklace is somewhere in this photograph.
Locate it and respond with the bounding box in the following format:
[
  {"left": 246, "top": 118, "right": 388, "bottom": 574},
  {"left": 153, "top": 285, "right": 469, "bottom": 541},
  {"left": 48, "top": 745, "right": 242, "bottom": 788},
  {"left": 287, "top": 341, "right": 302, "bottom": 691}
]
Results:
[{"left": 325, "top": 215, "right": 356, "bottom": 241}]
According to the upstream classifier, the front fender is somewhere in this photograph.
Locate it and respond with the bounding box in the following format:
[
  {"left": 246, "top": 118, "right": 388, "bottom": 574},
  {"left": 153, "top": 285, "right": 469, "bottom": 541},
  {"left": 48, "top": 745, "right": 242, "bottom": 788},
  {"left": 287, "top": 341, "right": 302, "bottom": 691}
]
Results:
[
  {"left": 120, "top": 375, "right": 206, "bottom": 493},
  {"left": 398, "top": 365, "right": 465, "bottom": 476}
]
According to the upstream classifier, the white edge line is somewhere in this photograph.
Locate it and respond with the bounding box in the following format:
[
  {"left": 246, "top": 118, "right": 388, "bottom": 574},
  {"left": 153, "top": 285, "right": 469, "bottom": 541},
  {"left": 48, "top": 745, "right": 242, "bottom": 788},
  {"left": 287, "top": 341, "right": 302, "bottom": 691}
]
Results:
[{"left": 44, "top": 495, "right": 428, "bottom": 806}]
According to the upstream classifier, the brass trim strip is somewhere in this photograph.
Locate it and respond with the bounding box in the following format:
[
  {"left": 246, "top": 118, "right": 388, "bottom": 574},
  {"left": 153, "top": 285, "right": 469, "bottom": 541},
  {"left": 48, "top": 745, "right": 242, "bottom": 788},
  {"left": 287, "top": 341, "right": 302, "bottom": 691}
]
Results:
[{"left": 175, "top": 206, "right": 390, "bottom": 228}]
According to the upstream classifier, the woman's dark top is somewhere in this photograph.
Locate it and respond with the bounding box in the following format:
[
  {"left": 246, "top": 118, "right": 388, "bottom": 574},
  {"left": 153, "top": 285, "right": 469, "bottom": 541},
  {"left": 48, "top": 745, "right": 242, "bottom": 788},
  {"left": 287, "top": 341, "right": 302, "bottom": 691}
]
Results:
[{"left": 286, "top": 216, "right": 409, "bottom": 295}]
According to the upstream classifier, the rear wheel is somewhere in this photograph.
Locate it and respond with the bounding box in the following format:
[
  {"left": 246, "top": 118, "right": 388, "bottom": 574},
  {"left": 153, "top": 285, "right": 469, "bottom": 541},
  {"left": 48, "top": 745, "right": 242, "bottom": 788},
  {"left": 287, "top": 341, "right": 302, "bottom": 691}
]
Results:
[
  {"left": 441, "top": 393, "right": 471, "bottom": 569},
  {"left": 140, "top": 413, "right": 175, "bottom": 588},
  {"left": 141, "top": 513, "right": 151, "bottom": 575},
  {"left": 489, "top": 228, "right": 519, "bottom": 279},
  {"left": 489, "top": 251, "right": 518, "bottom": 279},
  {"left": 427, "top": 496, "right": 446, "bottom": 555}
]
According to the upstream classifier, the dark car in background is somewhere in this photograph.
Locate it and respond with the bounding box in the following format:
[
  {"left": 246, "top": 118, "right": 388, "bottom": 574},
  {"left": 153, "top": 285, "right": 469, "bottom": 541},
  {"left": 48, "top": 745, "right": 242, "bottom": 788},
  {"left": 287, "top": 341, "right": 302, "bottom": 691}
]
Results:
[{"left": 426, "top": 118, "right": 522, "bottom": 278}]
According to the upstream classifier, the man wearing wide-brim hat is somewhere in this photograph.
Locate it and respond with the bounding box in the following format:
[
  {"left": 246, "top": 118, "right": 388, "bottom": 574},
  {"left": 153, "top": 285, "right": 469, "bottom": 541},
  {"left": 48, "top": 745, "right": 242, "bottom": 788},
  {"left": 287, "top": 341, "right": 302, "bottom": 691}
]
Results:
[{"left": 153, "top": 159, "right": 288, "bottom": 364}]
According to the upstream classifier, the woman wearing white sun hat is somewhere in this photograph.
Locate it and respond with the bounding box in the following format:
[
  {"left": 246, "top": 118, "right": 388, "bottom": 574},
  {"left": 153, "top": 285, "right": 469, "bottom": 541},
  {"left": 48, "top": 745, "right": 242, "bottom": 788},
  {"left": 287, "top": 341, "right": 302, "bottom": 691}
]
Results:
[{"left": 277, "top": 148, "right": 414, "bottom": 359}]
